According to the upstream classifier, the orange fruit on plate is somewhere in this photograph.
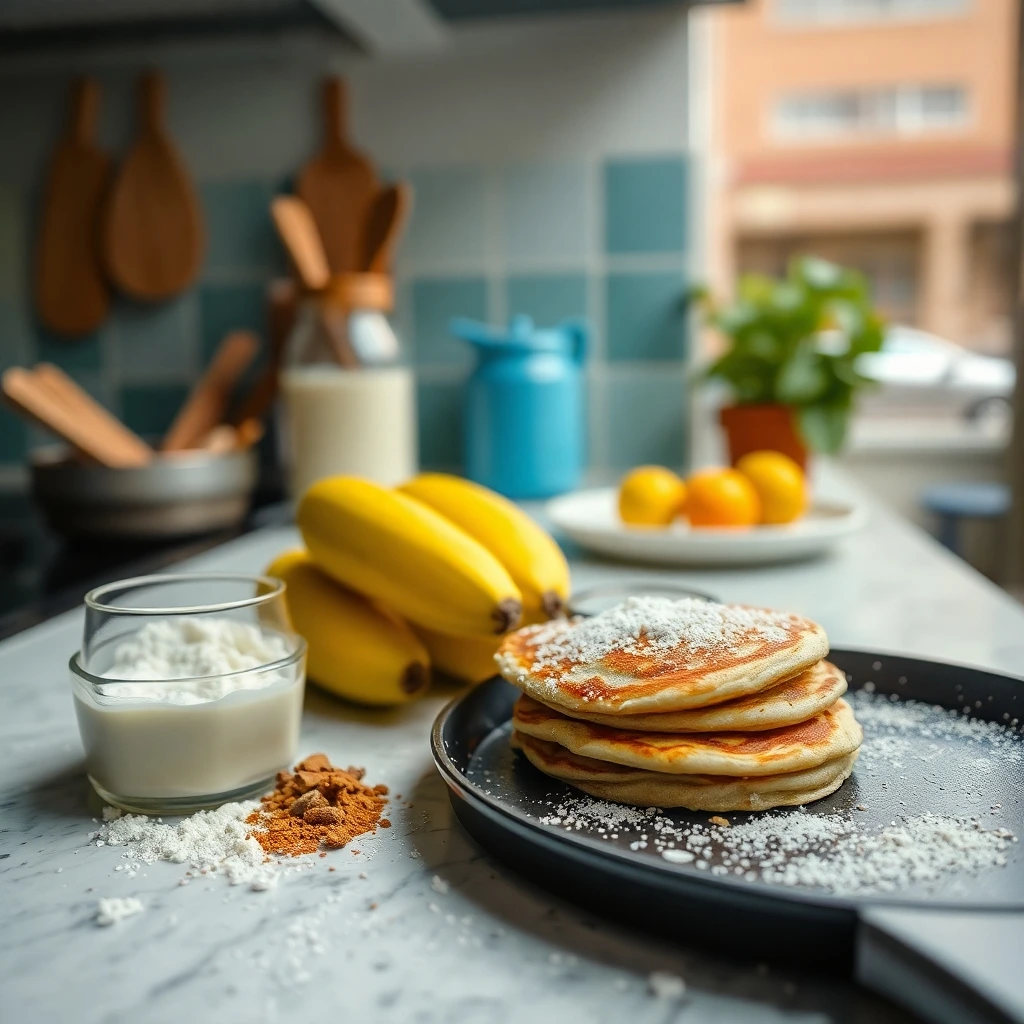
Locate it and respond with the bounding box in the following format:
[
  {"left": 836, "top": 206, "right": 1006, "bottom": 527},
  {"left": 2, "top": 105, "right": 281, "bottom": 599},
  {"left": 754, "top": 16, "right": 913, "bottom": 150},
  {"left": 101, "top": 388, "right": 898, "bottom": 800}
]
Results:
[
  {"left": 683, "top": 468, "right": 761, "bottom": 528},
  {"left": 618, "top": 466, "right": 687, "bottom": 527},
  {"left": 736, "top": 450, "right": 807, "bottom": 525}
]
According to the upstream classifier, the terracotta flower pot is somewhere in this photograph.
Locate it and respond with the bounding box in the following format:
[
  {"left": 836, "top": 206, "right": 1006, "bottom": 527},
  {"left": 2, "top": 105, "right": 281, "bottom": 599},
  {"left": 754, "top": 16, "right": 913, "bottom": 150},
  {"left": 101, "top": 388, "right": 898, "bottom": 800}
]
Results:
[{"left": 719, "top": 403, "right": 808, "bottom": 471}]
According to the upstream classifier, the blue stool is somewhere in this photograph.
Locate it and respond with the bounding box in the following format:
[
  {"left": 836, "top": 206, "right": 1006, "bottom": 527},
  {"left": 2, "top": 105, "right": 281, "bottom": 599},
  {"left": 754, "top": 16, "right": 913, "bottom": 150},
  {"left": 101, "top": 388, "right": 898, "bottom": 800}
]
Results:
[{"left": 920, "top": 482, "right": 1010, "bottom": 555}]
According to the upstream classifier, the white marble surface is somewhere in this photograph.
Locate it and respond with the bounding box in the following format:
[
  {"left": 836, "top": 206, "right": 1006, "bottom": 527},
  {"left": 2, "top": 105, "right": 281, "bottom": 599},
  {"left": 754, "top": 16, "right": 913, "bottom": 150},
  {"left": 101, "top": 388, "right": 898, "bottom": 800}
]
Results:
[{"left": 3, "top": 475, "right": 1024, "bottom": 1024}]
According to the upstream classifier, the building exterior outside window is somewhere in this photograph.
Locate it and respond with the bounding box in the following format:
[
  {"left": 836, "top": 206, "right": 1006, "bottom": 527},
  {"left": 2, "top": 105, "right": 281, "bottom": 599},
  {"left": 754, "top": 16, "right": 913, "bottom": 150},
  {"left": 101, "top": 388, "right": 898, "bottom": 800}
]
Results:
[
  {"left": 774, "top": 84, "right": 969, "bottom": 140},
  {"left": 707, "top": 0, "right": 1015, "bottom": 353},
  {"left": 776, "top": 0, "right": 968, "bottom": 26}
]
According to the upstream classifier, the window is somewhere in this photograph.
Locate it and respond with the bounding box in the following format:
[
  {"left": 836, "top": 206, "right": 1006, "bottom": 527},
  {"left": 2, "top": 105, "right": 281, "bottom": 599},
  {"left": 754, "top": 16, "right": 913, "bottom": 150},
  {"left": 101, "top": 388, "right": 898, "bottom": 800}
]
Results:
[
  {"left": 776, "top": 0, "right": 967, "bottom": 25},
  {"left": 773, "top": 85, "right": 968, "bottom": 140},
  {"left": 737, "top": 232, "right": 921, "bottom": 325}
]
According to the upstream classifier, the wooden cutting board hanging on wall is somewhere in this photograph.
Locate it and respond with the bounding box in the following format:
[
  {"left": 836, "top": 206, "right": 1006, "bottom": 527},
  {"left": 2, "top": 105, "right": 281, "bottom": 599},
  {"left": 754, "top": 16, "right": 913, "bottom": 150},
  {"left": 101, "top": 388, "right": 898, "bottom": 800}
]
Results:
[
  {"left": 297, "top": 77, "right": 377, "bottom": 274},
  {"left": 102, "top": 70, "right": 204, "bottom": 301},
  {"left": 35, "top": 77, "right": 112, "bottom": 336}
]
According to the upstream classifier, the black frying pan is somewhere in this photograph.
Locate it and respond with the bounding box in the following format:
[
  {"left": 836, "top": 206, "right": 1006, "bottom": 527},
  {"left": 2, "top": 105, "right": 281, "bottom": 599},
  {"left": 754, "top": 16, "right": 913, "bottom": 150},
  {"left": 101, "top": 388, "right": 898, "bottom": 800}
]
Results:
[{"left": 431, "top": 649, "right": 1024, "bottom": 1018}]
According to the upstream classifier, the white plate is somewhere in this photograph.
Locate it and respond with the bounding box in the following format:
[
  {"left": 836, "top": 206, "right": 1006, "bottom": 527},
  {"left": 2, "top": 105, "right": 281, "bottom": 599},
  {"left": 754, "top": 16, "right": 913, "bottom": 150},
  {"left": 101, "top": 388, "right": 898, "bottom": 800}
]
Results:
[{"left": 546, "top": 488, "right": 867, "bottom": 566}]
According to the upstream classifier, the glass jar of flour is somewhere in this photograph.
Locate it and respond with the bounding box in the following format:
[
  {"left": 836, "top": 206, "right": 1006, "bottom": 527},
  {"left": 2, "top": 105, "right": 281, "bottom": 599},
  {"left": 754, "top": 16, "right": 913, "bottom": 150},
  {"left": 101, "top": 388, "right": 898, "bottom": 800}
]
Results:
[{"left": 70, "top": 573, "right": 307, "bottom": 814}]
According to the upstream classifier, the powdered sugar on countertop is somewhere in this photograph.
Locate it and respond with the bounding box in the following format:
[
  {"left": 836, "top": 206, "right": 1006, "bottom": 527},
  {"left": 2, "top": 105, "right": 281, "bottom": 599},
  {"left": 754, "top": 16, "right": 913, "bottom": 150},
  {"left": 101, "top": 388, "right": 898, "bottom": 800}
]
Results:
[
  {"left": 515, "top": 597, "right": 799, "bottom": 675},
  {"left": 92, "top": 802, "right": 281, "bottom": 890},
  {"left": 95, "top": 896, "right": 144, "bottom": 926}
]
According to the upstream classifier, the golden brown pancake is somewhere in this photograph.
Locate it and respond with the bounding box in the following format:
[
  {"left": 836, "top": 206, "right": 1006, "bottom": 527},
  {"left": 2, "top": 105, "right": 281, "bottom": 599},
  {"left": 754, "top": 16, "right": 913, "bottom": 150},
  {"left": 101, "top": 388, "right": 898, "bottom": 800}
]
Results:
[
  {"left": 512, "top": 694, "right": 863, "bottom": 777},
  {"left": 538, "top": 660, "right": 847, "bottom": 733},
  {"left": 513, "top": 731, "right": 858, "bottom": 811},
  {"left": 496, "top": 597, "right": 829, "bottom": 714}
]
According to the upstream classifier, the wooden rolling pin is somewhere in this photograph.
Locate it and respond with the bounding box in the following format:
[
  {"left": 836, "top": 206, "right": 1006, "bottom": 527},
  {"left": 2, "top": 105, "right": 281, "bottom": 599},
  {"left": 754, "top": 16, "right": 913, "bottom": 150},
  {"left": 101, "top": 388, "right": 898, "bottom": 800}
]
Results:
[{"left": 162, "top": 330, "right": 259, "bottom": 451}]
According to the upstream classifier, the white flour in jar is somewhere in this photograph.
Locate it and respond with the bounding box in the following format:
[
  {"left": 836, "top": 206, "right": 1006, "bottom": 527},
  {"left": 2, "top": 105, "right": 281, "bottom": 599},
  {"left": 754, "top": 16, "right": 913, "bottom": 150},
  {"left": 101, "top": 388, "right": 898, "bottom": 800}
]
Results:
[
  {"left": 103, "top": 618, "right": 291, "bottom": 700},
  {"left": 74, "top": 618, "right": 304, "bottom": 802}
]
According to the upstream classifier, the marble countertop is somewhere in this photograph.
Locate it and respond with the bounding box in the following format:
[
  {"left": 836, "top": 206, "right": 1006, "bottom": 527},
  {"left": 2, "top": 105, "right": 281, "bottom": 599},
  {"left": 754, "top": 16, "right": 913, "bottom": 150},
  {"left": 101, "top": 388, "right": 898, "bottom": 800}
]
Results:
[{"left": 4, "top": 473, "right": 1024, "bottom": 1024}]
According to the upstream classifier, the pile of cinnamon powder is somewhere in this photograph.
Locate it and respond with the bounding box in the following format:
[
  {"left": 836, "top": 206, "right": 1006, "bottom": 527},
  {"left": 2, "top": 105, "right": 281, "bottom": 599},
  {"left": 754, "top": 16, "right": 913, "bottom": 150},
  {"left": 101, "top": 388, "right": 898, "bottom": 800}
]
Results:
[{"left": 246, "top": 753, "right": 391, "bottom": 856}]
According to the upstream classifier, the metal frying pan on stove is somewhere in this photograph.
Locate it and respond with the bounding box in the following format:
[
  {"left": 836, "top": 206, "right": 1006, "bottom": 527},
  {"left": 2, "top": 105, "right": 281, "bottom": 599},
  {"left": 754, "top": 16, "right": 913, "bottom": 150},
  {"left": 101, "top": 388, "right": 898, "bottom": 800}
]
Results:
[{"left": 431, "top": 593, "right": 1024, "bottom": 1024}]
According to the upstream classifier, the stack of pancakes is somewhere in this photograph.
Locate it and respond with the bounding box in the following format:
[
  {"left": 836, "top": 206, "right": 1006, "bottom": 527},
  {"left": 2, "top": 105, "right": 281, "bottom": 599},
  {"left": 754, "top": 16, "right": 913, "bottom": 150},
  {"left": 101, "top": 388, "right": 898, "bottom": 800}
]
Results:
[{"left": 496, "top": 597, "right": 863, "bottom": 812}]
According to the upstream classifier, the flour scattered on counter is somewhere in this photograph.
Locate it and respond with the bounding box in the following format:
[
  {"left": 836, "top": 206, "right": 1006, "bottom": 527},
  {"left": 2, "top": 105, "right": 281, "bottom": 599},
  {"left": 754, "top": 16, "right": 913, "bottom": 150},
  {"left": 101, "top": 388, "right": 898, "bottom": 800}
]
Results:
[
  {"left": 91, "top": 801, "right": 281, "bottom": 890},
  {"left": 96, "top": 896, "right": 144, "bottom": 926},
  {"left": 648, "top": 971, "right": 686, "bottom": 999}
]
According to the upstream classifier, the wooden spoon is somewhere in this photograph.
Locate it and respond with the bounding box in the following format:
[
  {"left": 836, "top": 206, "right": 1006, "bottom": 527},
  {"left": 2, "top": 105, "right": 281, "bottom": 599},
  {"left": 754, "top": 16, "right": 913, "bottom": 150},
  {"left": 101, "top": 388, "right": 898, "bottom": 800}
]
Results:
[
  {"left": 232, "top": 279, "right": 296, "bottom": 426},
  {"left": 102, "top": 70, "right": 204, "bottom": 300},
  {"left": 162, "top": 331, "right": 259, "bottom": 451},
  {"left": 270, "top": 197, "right": 331, "bottom": 292},
  {"left": 32, "top": 363, "right": 152, "bottom": 465},
  {"left": 234, "top": 418, "right": 265, "bottom": 450},
  {"left": 297, "top": 77, "right": 377, "bottom": 274},
  {"left": 197, "top": 418, "right": 263, "bottom": 456},
  {"left": 2, "top": 368, "right": 149, "bottom": 468},
  {"left": 200, "top": 424, "right": 238, "bottom": 455},
  {"left": 360, "top": 182, "right": 412, "bottom": 273},
  {"left": 34, "top": 77, "right": 112, "bottom": 336}
]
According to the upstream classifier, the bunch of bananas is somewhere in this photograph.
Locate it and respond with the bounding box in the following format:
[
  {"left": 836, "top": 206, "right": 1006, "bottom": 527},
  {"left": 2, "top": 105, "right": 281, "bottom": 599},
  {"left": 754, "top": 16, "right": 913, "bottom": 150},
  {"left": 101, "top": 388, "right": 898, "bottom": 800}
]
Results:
[{"left": 266, "top": 473, "right": 570, "bottom": 707}]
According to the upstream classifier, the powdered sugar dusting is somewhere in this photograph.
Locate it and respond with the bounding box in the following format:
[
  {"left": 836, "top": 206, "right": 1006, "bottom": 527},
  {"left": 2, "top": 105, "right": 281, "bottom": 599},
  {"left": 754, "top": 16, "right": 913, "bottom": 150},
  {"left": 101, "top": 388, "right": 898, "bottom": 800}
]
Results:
[
  {"left": 853, "top": 690, "right": 1023, "bottom": 763},
  {"left": 92, "top": 801, "right": 281, "bottom": 890},
  {"left": 95, "top": 896, "right": 144, "bottom": 926},
  {"left": 534, "top": 793, "right": 1014, "bottom": 894},
  {"left": 517, "top": 597, "right": 799, "bottom": 677}
]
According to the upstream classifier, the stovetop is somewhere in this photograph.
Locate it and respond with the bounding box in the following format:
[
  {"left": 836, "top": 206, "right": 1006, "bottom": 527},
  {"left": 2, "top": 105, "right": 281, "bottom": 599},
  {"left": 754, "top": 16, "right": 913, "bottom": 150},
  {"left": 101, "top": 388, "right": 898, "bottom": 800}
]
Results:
[{"left": 0, "top": 487, "right": 291, "bottom": 641}]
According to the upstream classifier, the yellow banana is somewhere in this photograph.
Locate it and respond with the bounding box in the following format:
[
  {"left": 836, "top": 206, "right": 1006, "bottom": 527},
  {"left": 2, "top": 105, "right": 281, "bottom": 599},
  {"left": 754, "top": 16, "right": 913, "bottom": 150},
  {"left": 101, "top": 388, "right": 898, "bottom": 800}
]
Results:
[
  {"left": 297, "top": 476, "right": 522, "bottom": 636},
  {"left": 266, "top": 549, "right": 430, "bottom": 707},
  {"left": 412, "top": 624, "right": 502, "bottom": 685},
  {"left": 398, "top": 473, "right": 570, "bottom": 619}
]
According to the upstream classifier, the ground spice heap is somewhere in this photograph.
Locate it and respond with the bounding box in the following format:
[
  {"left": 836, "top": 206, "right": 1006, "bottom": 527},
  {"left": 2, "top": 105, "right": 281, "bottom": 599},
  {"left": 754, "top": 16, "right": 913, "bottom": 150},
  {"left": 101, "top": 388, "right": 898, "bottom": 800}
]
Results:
[{"left": 247, "top": 753, "right": 391, "bottom": 856}]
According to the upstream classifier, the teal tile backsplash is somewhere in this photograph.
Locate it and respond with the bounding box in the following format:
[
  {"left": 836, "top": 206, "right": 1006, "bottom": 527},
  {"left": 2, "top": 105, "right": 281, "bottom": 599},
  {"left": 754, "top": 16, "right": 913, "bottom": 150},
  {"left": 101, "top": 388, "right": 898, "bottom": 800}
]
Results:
[
  {"left": 0, "top": 153, "right": 692, "bottom": 477},
  {"left": 404, "top": 168, "right": 488, "bottom": 270},
  {"left": 35, "top": 328, "right": 103, "bottom": 372},
  {"left": 501, "top": 163, "right": 589, "bottom": 268},
  {"left": 199, "top": 283, "right": 268, "bottom": 364},
  {"left": 505, "top": 274, "right": 589, "bottom": 327},
  {"left": 120, "top": 384, "right": 191, "bottom": 439},
  {"left": 606, "top": 271, "right": 688, "bottom": 362},
  {"left": 0, "top": 409, "right": 27, "bottom": 463},
  {"left": 0, "top": 187, "right": 23, "bottom": 302},
  {"left": 412, "top": 277, "right": 488, "bottom": 366},
  {"left": 604, "top": 156, "right": 688, "bottom": 255},
  {"left": 201, "top": 180, "right": 282, "bottom": 275},
  {"left": 114, "top": 296, "right": 196, "bottom": 377},
  {"left": 416, "top": 380, "right": 463, "bottom": 470},
  {"left": 607, "top": 366, "right": 688, "bottom": 470}
]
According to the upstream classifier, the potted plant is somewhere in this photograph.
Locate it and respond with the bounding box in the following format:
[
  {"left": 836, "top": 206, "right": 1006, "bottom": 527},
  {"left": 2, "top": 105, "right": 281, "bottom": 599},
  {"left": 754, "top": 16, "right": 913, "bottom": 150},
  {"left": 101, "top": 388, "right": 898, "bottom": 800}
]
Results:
[{"left": 694, "top": 256, "right": 885, "bottom": 469}]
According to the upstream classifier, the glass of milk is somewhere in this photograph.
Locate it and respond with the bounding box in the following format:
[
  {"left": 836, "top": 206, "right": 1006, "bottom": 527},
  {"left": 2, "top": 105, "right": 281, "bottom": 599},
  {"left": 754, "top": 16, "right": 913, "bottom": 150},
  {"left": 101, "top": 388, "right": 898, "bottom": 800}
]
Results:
[{"left": 70, "top": 573, "right": 307, "bottom": 814}]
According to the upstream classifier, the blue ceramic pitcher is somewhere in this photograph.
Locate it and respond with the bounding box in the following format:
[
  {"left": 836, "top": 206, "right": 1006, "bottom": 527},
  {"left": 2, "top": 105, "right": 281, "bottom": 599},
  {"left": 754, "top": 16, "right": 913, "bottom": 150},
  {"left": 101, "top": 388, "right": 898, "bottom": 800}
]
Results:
[{"left": 450, "top": 315, "right": 587, "bottom": 499}]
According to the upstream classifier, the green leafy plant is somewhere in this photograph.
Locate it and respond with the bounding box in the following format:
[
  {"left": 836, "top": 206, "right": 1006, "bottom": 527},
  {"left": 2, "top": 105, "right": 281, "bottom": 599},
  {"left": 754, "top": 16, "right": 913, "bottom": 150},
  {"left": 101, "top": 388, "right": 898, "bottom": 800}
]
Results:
[{"left": 694, "top": 256, "right": 885, "bottom": 453}]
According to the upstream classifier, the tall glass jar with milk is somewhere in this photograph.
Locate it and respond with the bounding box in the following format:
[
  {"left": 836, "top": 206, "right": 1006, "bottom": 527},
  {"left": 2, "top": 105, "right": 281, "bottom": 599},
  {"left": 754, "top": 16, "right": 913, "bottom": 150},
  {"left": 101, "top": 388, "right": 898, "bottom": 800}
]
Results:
[{"left": 280, "top": 273, "right": 417, "bottom": 499}]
